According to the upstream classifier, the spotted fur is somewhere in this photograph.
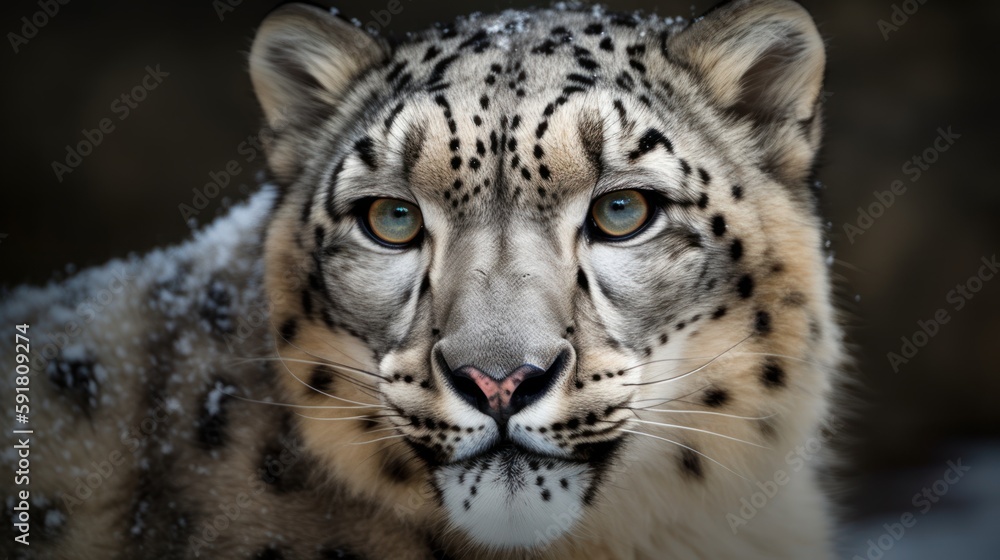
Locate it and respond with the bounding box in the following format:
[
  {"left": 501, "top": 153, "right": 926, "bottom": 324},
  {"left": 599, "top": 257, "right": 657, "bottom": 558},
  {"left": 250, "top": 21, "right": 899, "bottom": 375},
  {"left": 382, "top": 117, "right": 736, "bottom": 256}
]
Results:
[{"left": 1, "top": 1, "right": 843, "bottom": 558}]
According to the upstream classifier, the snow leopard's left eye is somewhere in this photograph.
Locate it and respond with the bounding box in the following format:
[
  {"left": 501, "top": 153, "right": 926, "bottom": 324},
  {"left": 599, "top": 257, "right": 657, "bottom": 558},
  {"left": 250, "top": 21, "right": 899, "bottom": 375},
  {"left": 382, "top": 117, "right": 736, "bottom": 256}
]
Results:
[
  {"left": 364, "top": 198, "right": 423, "bottom": 247},
  {"left": 589, "top": 189, "right": 652, "bottom": 240}
]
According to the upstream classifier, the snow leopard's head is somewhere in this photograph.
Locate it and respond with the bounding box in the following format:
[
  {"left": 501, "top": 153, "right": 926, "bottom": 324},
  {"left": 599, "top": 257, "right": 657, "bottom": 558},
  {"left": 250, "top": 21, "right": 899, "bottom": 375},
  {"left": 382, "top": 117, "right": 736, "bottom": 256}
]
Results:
[{"left": 253, "top": 0, "right": 837, "bottom": 551}]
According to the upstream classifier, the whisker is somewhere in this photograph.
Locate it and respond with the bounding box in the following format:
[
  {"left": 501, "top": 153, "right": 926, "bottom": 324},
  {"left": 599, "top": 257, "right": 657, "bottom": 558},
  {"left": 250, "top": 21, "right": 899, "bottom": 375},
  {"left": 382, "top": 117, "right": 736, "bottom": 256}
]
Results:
[
  {"left": 728, "top": 351, "right": 821, "bottom": 366},
  {"left": 630, "top": 407, "right": 777, "bottom": 421},
  {"left": 268, "top": 337, "right": 383, "bottom": 407},
  {"left": 294, "top": 412, "right": 405, "bottom": 422},
  {"left": 356, "top": 440, "right": 409, "bottom": 470},
  {"left": 269, "top": 321, "right": 389, "bottom": 382},
  {"left": 620, "top": 428, "right": 750, "bottom": 481},
  {"left": 223, "top": 391, "right": 386, "bottom": 410},
  {"left": 628, "top": 385, "right": 711, "bottom": 408},
  {"left": 628, "top": 418, "right": 770, "bottom": 449},
  {"left": 624, "top": 334, "right": 752, "bottom": 387},
  {"left": 230, "top": 356, "right": 379, "bottom": 396},
  {"left": 347, "top": 434, "right": 408, "bottom": 446}
]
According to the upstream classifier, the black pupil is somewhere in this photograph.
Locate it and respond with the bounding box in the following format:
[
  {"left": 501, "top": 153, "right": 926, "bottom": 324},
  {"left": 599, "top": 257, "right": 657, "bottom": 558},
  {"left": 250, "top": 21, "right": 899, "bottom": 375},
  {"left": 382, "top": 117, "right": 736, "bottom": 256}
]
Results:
[
  {"left": 610, "top": 199, "right": 627, "bottom": 211},
  {"left": 392, "top": 207, "right": 408, "bottom": 218}
]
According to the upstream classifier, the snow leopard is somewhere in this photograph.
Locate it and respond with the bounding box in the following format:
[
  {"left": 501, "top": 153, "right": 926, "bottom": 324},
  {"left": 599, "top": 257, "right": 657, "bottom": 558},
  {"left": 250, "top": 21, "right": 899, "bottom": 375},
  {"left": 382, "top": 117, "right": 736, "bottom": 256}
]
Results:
[{"left": 0, "top": 1, "right": 844, "bottom": 558}]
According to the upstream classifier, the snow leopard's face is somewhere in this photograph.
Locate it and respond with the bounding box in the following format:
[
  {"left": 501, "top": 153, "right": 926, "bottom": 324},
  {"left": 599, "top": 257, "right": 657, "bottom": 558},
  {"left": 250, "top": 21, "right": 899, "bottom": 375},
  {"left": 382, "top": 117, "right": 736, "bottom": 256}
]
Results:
[{"left": 255, "top": 1, "right": 835, "bottom": 551}]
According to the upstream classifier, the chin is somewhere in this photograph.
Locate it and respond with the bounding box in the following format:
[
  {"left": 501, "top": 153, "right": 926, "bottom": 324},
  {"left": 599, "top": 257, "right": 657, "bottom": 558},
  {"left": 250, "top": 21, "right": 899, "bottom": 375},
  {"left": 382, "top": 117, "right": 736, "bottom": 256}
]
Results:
[{"left": 435, "top": 445, "right": 594, "bottom": 548}]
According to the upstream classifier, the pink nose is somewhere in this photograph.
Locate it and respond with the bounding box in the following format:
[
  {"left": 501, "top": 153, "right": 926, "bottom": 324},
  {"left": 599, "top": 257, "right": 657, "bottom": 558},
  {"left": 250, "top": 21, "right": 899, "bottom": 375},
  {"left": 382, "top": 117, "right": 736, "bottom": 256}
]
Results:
[{"left": 463, "top": 367, "right": 534, "bottom": 412}]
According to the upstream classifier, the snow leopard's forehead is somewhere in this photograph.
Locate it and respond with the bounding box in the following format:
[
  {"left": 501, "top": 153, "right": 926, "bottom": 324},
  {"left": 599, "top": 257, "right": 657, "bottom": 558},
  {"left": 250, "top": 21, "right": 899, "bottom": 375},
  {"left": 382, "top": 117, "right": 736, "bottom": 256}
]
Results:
[{"left": 321, "top": 7, "right": 697, "bottom": 222}]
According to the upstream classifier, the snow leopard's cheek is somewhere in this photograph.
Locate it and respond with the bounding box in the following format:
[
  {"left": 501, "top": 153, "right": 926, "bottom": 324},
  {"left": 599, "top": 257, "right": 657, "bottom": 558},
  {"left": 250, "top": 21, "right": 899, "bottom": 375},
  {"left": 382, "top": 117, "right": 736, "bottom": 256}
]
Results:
[
  {"left": 583, "top": 220, "right": 718, "bottom": 355},
  {"left": 313, "top": 234, "right": 430, "bottom": 357}
]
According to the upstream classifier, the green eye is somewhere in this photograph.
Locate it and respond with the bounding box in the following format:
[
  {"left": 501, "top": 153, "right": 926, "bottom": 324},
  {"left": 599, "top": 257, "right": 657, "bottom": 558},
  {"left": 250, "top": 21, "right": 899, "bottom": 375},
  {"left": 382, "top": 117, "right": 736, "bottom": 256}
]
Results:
[
  {"left": 590, "top": 190, "right": 651, "bottom": 238},
  {"left": 366, "top": 198, "right": 423, "bottom": 246}
]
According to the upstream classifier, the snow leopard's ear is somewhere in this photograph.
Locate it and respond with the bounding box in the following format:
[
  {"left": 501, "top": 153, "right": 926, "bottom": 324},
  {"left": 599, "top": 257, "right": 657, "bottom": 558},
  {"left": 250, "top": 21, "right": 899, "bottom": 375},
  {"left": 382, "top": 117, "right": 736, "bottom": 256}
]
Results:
[
  {"left": 250, "top": 4, "right": 389, "bottom": 180},
  {"left": 668, "top": 0, "right": 825, "bottom": 185}
]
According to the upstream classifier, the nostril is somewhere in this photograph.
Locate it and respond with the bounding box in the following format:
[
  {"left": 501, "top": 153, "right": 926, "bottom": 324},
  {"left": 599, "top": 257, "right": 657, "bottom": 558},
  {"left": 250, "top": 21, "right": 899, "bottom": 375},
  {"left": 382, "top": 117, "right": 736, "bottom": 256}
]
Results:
[
  {"left": 437, "top": 350, "right": 485, "bottom": 410},
  {"left": 448, "top": 371, "right": 489, "bottom": 410},
  {"left": 508, "top": 350, "right": 568, "bottom": 414}
]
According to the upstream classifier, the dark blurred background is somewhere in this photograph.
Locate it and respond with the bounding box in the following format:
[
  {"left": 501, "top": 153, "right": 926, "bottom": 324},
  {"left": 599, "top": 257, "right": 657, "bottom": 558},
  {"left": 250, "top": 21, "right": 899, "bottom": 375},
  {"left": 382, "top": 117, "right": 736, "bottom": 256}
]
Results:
[{"left": 1, "top": 0, "right": 998, "bottom": 557}]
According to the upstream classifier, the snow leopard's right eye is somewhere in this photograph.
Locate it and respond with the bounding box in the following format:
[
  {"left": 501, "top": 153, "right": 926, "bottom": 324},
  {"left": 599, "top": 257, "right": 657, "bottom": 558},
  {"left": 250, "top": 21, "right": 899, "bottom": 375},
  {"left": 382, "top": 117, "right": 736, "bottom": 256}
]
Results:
[
  {"left": 588, "top": 189, "right": 653, "bottom": 240},
  {"left": 363, "top": 198, "right": 424, "bottom": 247}
]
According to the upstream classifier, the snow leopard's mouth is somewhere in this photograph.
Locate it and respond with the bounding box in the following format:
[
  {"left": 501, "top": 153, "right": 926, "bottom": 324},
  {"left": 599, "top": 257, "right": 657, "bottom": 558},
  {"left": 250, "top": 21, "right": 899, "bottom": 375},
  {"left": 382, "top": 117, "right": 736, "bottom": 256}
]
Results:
[
  {"left": 425, "top": 436, "right": 627, "bottom": 547},
  {"left": 433, "top": 444, "right": 596, "bottom": 547}
]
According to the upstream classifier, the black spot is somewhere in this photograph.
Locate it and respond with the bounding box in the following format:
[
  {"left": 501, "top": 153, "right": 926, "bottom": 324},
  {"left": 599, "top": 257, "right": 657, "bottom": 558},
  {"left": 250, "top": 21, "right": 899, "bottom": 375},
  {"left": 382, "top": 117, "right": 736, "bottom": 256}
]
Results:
[
  {"left": 697, "top": 167, "right": 711, "bottom": 184},
  {"left": 479, "top": 95, "right": 489, "bottom": 109},
  {"left": 310, "top": 365, "right": 336, "bottom": 394},
  {"left": 473, "top": 115, "right": 483, "bottom": 126},
  {"left": 612, "top": 99, "right": 627, "bottom": 121},
  {"left": 697, "top": 193, "right": 709, "bottom": 209},
  {"left": 428, "top": 54, "right": 459, "bottom": 85},
  {"left": 730, "top": 239, "right": 744, "bottom": 261},
  {"left": 551, "top": 26, "right": 572, "bottom": 42},
  {"left": 755, "top": 311, "right": 772, "bottom": 335},
  {"left": 538, "top": 165, "right": 551, "bottom": 180},
  {"left": 449, "top": 138, "right": 460, "bottom": 151},
  {"left": 679, "top": 448, "right": 703, "bottom": 478},
  {"left": 300, "top": 289, "right": 313, "bottom": 317},
  {"left": 737, "top": 275, "right": 754, "bottom": 299},
  {"left": 422, "top": 44, "right": 441, "bottom": 62},
  {"left": 680, "top": 159, "right": 692, "bottom": 175},
  {"left": 200, "top": 279, "right": 234, "bottom": 334},
  {"left": 255, "top": 547, "right": 285, "bottom": 560},
  {"left": 599, "top": 37, "right": 614, "bottom": 51},
  {"left": 259, "top": 435, "right": 308, "bottom": 493},
  {"left": 531, "top": 39, "right": 557, "bottom": 55},
  {"left": 762, "top": 362, "right": 786, "bottom": 388},
  {"left": 628, "top": 59, "right": 646, "bottom": 74},
  {"left": 609, "top": 12, "right": 639, "bottom": 27},
  {"left": 541, "top": 489, "right": 551, "bottom": 501},
  {"left": 196, "top": 380, "right": 232, "bottom": 449},
  {"left": 458, "top": 29, "right": 490, "bottom": 52},
  {"left": 354, "top": 137, "right": 376, "bottom": 170},
  {"left": 521, "top": 167, "right": 531, "bottom": 180},
  {"left": 711, "top": 215, "right": 727, "bottom": 236},
  {"left": 576, "top": 269, "right": 590, "bottom": 292},
  {"left": 731, "top": 185, "right": 744, "bottom": 200},
  {"left": 712, "top": 306, "right": 727, "bottom": 319},
  {"left": 450, "top": 156, "right": 462, "bottom": 170},
  {"left": 319, "top": 547, "right": 363, "bottom": 560},
  {"left": 45, "top": 350, "right": 94, "bottom": 414},
  {"left": 469, "top": 158, "right": 481, "bottom": 170},
  {"left": 385, "top": 61, "right": 407, "bottom": 83},
  {"left": 536, "top": 121, "right": 549, "bottom": 138},
  {"left": 759, "top": 417, "right": 778, "bottom": 439},
  {"left": 279, "top": 318, "right": 298, "bottom": 343},
  {"left": 702, "top": 387, "right": 730, "bottom": 408},
  {"left": 576, "top": 56, "right": 598, "bottom": 70},
  {"left": 584, "top": 23, "right": 603, "bottom": 35},
  {"left": 629, "top": 128, "right": 672, "bottom": 160},
  {"left": 384, "top": 456, "right": 412, "bottom": 483}
]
